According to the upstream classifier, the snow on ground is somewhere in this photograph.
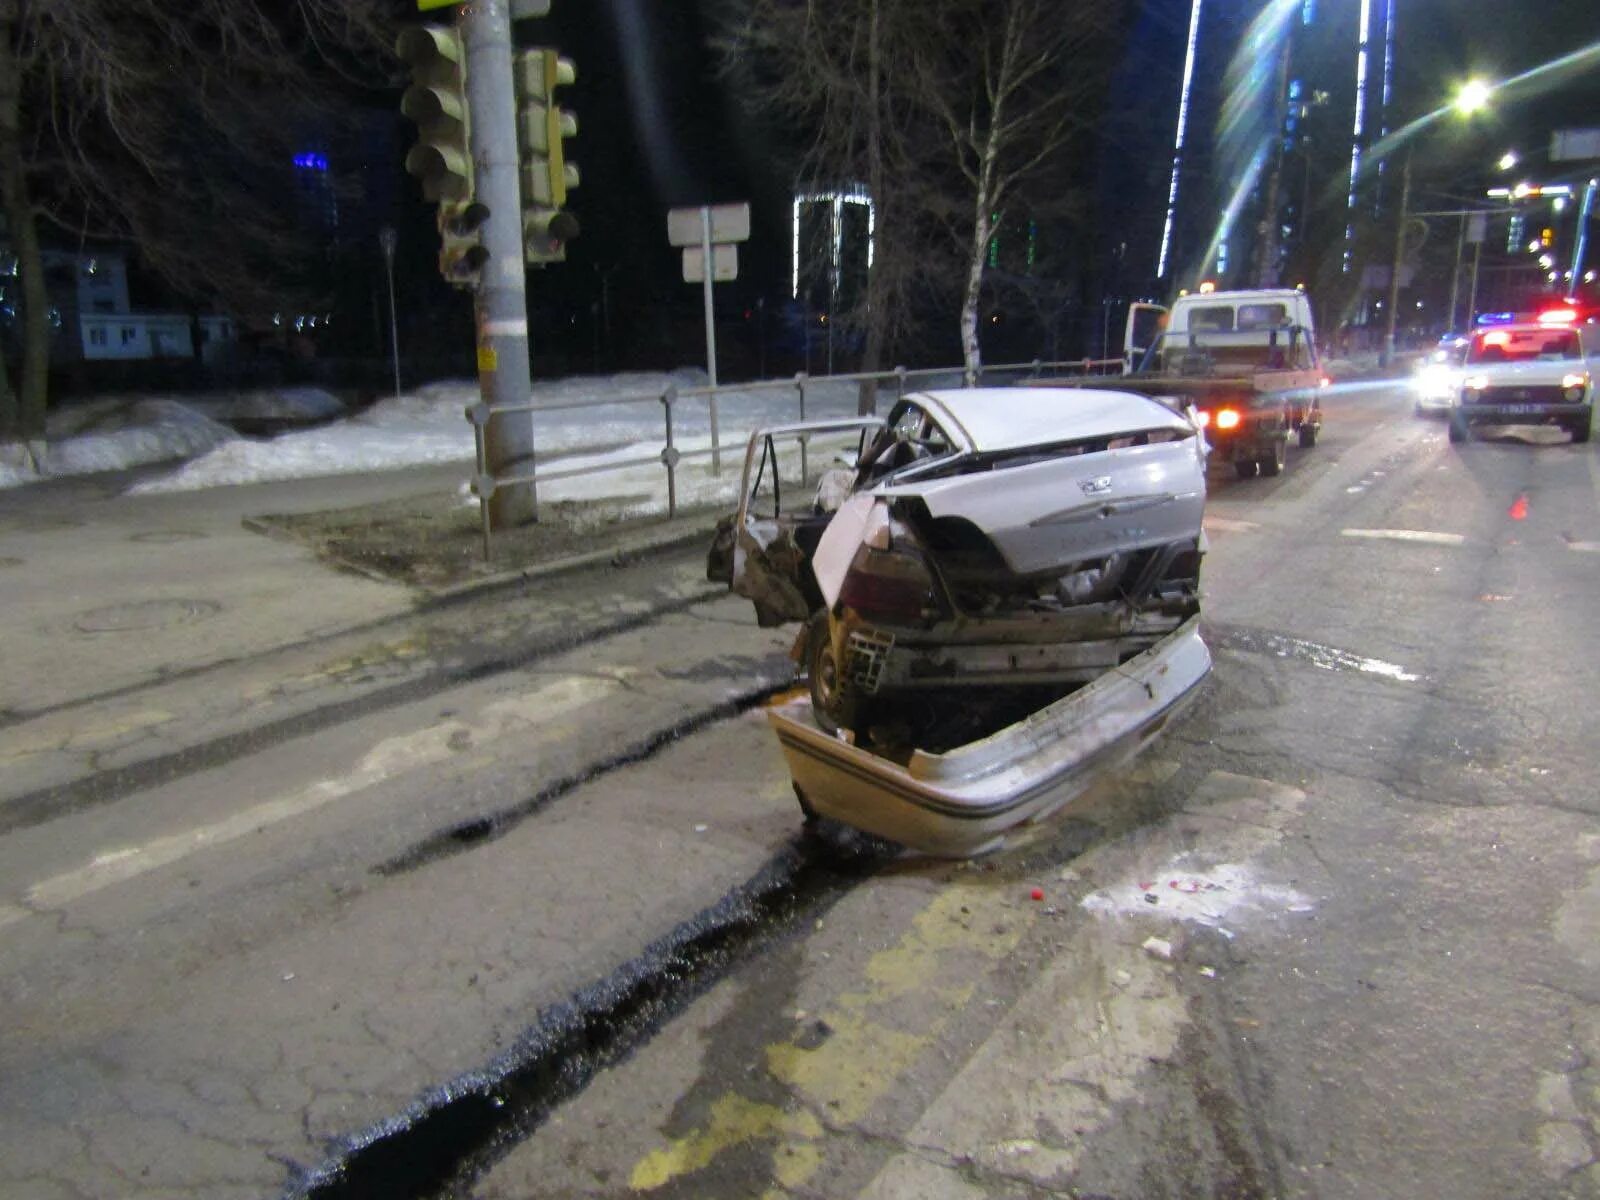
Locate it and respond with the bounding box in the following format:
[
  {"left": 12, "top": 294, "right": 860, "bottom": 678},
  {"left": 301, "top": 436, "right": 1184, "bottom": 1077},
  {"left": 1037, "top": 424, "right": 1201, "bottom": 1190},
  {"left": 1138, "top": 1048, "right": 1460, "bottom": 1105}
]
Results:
[
  {"left": 127, "top": 370, "right": 874, "bottom": 503},
  {"left": 3, "top": 368, "right": 955, "bottom": 506},
  {"left": 0, "top": 398, "right": 239, "bottom": 489}
]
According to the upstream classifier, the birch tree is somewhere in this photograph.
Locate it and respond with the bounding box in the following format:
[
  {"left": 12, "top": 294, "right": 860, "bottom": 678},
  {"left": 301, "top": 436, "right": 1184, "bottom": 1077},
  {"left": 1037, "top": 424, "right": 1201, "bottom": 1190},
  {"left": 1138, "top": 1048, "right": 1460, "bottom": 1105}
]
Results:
[
  {"left": 716, "top": 0, "right": 1118, "bottom": 384},
  {"left": 0, "top": 0, "right": 389, "bottom": 445}
]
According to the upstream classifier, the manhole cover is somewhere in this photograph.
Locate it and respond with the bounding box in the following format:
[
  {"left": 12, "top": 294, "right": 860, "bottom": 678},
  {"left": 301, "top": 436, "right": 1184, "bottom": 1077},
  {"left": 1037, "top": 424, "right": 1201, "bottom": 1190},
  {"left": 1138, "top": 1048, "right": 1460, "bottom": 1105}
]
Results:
[
  {"left": 129, "top": 529, "right": 207, "bottom": 544},
  {"left": 74, "top": 598, "right": 221, "bottom": 633}
]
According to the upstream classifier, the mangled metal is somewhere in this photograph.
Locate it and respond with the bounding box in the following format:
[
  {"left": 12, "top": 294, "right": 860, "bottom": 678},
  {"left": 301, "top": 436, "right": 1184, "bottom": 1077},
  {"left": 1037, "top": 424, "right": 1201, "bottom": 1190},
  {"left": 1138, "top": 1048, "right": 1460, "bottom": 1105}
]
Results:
[{"left": 709, "top": 387, "right": 1211, "bottom": 854}]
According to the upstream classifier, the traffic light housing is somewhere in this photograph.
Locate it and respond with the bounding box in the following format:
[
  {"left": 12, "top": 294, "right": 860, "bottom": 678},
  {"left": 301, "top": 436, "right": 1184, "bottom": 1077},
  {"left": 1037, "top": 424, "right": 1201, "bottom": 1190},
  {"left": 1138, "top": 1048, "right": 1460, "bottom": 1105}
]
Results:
[
  {"left": 514, "top": 47, "right": 580, "bottom": 264},
  {"left": 397, "top": 25, "right": 487, "bottom": 287}
]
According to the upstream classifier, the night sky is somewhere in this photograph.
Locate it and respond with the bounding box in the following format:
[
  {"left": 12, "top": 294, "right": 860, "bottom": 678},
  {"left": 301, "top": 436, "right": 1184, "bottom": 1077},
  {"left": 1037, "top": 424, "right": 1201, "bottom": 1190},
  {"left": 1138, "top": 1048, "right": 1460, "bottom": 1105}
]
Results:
[{"left": 386, "top": 0, "right": 1600, "bottom": 366}]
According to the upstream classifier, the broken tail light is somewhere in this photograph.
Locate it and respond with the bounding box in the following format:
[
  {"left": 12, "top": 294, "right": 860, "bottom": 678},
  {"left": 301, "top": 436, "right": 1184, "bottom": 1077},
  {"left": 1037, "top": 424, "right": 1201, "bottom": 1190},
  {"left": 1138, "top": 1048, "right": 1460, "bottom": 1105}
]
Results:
[{"left": 838, "top": 543, "right": 939, "bottom": 625}]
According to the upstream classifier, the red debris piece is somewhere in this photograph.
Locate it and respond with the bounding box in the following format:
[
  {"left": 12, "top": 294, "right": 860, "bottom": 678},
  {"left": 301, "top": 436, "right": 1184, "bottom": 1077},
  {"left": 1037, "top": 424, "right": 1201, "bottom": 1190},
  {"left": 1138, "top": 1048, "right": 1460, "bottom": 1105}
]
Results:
[
  {"left": 1030, "top": 887, "right": 1045, "bottom": 902},
  {"left": 1509, "top": 495, "right": 1529, "bottom": 521}
]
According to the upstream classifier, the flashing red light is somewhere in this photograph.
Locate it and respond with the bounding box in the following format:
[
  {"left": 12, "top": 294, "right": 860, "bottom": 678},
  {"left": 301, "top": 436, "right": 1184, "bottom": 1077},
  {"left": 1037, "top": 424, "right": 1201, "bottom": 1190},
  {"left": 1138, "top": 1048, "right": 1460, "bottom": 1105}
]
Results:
[
  {"left": 1537, "top": 307, "right": 1578, "bottom": 325},
  {"left": 1214, "top": 408, "right": 1242, "bottom": 431},
  {"left": 1319, "top": 376, "right": 1331, "bottom": 388}
]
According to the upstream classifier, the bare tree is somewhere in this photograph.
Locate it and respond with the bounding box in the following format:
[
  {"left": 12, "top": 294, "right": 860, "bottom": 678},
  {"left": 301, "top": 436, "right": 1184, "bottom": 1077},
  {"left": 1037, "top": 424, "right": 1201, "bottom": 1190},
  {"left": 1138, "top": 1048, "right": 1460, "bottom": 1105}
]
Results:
[
  {"left": 715, "top": 0, "right": 925, "bottom": 412},
  {"left": 715, "top": 0, "right": 1118, "bottom": 386},
  {"left": 0, "top": 0, "right": 390, "bottom": 445}
]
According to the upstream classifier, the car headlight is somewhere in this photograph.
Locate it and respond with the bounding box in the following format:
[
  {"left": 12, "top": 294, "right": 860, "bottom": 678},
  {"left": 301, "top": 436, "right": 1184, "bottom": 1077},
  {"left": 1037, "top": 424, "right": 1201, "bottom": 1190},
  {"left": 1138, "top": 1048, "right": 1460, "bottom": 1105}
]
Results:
[
  {"left": 1463, "top": 373, "right": 1490, "bottom": 391},
  {"left": 1562, "top": 372, "right": 1590, "bottom": 403}
]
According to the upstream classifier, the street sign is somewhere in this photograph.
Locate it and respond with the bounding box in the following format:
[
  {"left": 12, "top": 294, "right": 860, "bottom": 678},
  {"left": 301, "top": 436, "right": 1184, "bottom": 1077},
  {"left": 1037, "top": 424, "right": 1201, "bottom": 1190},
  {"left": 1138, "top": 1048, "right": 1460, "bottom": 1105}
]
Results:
[
  {"left": 682, "top": 243, "right": 739, "bottom": 283},
  {"left": 1466, "top": 213, "right": 1487, "bottom": 244},
  {"left": 1552, "top": 129, "right": 1600, "bottom": 162},
  {"left": 667, "top": 202, "right": 750, "bottom": 247}
]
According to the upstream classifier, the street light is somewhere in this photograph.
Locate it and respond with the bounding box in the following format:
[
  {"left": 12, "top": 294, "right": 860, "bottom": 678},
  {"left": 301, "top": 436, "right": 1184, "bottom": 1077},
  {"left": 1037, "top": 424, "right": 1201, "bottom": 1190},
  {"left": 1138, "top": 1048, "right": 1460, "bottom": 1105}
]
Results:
[
  {"left": 1382, "top": 81, "right": 1492, "bottom": 363},
  {"left": 1497, "top": 151, "right": 1518, "bottom": 171},
  {"left": 1454, "top": 78, "right": 1492, "bottom": 115}
]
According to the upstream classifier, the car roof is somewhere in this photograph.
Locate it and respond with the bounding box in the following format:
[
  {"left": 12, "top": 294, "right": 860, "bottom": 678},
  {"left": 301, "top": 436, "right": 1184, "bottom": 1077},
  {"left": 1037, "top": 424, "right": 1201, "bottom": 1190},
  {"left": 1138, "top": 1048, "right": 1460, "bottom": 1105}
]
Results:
[{"left": 912, "top": 388, "right": 1192, "bottom": 453}]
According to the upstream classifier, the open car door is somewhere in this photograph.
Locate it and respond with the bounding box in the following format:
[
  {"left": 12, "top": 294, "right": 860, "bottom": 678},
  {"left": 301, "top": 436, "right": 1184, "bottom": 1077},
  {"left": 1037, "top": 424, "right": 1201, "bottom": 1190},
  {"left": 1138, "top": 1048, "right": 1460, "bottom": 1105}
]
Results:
[
  {"left": 1124, "top": 302, "right": 1168, "bottom": 373},
  {"left": 713, "top": 418, "right": 883, "bottom": 626}
]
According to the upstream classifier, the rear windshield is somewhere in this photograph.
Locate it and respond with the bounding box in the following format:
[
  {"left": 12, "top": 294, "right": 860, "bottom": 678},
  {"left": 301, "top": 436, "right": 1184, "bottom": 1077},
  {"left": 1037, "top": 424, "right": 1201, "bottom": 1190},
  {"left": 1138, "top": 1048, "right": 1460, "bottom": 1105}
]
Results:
[
  {"left": 1187, "top": 306, "right": 1234, "bottom": 332},
  {"left": 1236, "top": 303, "right": 1290, "bottom": 330},
  {"left": 1468, "top": 328, "right": 1581, "bottom": 363}
]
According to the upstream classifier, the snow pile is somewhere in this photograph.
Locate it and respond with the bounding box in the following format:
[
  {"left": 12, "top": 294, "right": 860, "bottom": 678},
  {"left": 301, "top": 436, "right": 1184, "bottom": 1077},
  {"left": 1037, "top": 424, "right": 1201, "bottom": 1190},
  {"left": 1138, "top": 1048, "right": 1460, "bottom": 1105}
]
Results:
[
  {"left": 184, "top": 386, "right": 347, "bottom": 424},
  {"left": 3, "top": 368, "right": 872, "bottom": 498},
  {"left": 0, "top": 398, "right": 238, "bottom": 489},
  {"left": 132, "top": 370, "right": 866, "bottom": 496},
  {"left": 1081, "top": 855, "right": 1313, "bottom": 930}
]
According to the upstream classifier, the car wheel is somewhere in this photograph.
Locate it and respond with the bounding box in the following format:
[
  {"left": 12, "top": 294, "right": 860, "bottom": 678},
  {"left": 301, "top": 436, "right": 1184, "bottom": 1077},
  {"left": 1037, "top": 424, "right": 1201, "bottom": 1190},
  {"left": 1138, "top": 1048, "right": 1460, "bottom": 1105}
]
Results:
[
  {"left": 1234, "top": 459, "right": 1259, "bottom": 480},
  {"left": 1299, "top": 421, "right": 1319, "bottom": 448},
  {"left": 1572, "top": 419, "right": 1592, "bottom": 445},
  {"left": 1448, "top": 413, "right": 1469, "bottom": 443},
  {"left": 1258, "top": 438, "right": 1287, "bottom": 477},
  {"left": 805, "top": 611, "right": 857, "bottom": 735}
]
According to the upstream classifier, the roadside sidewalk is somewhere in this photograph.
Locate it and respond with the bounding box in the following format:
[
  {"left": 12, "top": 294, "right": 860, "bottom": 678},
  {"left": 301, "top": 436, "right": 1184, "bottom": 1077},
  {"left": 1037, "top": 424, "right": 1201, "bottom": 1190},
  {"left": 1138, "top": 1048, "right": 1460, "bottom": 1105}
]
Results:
[{"left": 0, "top": 460, "right": 718, "bottom": 719}]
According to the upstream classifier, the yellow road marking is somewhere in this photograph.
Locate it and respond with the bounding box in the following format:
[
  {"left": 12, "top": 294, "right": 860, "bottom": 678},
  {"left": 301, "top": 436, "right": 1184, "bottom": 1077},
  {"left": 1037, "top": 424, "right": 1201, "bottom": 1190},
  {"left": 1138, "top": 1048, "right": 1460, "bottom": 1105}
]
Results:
[{"left": 628, "top": 883, "right": 1026, "bottom": 1192}]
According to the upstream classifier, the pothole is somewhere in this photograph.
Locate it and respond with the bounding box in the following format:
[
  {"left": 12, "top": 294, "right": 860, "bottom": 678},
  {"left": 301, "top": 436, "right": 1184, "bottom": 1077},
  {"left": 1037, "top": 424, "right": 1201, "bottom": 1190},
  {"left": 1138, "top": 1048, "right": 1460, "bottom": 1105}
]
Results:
[{"left": 73, "top": 598, "right": 222, "bottom": 634}]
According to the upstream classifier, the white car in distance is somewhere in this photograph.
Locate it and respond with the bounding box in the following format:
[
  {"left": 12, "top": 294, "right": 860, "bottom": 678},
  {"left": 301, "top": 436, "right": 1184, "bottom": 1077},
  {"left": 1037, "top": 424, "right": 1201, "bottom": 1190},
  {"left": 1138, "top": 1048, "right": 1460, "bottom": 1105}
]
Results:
[{"left": 1449, "top": 315, "right": 1595, "bottom": 444}]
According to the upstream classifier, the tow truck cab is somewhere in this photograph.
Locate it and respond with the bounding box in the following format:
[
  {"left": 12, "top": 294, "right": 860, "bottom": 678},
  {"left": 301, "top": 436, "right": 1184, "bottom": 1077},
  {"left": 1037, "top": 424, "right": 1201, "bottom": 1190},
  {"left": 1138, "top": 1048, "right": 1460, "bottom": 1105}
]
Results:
[{"left": 1121, "top": 288, "right": 1326, "bottom": 479}]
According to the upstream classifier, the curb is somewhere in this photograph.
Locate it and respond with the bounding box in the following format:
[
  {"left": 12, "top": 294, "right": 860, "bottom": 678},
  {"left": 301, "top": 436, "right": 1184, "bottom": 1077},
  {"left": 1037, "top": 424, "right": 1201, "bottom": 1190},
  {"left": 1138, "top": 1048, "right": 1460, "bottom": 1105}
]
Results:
[
  {"left": 415, "top": 521, "right": 718, "bottom": 609},
  {"left": 242, "top": 511, "right": 718, "bottom": 611}
]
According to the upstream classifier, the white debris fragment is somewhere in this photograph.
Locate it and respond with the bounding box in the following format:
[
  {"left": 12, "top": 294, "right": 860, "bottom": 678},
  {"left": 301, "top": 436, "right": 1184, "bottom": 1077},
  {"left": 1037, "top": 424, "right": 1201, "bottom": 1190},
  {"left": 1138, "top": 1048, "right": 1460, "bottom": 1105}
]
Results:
[
  {"left": 1081, "top": 857, "right": 1312, "bottom": 929},
  {"left": 1143, "top": 936, "right": 1174, "bottom": 961},
  {"left": 1199, "top": 966, "right": 1217, "bottom": 979},
  {"left": 693, "top": 823, "right": 708, "bottom": 833}
]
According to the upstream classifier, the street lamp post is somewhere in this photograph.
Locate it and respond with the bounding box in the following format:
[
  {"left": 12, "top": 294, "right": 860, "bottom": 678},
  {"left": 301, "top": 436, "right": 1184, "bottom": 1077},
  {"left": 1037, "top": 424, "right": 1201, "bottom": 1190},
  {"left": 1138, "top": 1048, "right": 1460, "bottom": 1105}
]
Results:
[
  {"left": 1381, "top": 149, "right": 1413, "bottom": 365},
  {"left": 378, "top": 226, "right": 401, "bottom": 401},
  {"left": 1380, "top": 79, "right": 1491, "bottom": 363}
]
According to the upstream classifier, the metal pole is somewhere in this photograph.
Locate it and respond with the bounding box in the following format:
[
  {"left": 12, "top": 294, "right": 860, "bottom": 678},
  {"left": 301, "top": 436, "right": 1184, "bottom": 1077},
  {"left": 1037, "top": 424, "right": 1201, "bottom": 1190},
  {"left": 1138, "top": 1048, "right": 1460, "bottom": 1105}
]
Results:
[
  {"left": 699, "top": 205, "right": 721, "bottom": 475},
  {"left": 462, "top": 0, "right": 538, "bottom": 527},
  {"left": 1570, "top": 178, "right": 1597, "bottom": 293},
  {"left": 1382, "top": 148, "right": 1412, "bottom": 366},
  {"left": 1446, "top": 215, "right": 1465, "bottom": 333},
  {"left": 661, "top": 384, "right": 678, "bottom": 518},
  {"left": 1466, "top": 239, "right": 1483, "bottom": 326},
  {"left": 379, "top": 226, "right": 401, "bottom": 400}
]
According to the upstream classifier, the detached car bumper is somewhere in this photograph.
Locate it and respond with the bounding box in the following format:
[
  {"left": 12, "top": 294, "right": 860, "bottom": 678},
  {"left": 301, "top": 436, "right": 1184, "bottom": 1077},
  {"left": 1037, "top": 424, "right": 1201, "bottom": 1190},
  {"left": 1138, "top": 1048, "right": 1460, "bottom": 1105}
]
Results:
[{"left": 769, "top": 617, "right": 1210, "bottom": 857}]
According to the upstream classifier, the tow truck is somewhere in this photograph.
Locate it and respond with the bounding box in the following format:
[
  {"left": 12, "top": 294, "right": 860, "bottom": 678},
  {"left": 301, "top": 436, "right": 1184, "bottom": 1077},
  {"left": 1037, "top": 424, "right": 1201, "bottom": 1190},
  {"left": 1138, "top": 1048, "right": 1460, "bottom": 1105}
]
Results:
[{"left": 1077, "top": 288, "right": 1327, "bottom": 479}]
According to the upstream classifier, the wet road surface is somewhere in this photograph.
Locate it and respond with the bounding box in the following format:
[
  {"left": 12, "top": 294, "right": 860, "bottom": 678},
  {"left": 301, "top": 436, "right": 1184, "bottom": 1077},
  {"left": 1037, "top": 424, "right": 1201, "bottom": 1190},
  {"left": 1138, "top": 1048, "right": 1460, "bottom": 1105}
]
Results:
[{"left": 5, "top": 381, "right": 1600, "bottom": 1199}]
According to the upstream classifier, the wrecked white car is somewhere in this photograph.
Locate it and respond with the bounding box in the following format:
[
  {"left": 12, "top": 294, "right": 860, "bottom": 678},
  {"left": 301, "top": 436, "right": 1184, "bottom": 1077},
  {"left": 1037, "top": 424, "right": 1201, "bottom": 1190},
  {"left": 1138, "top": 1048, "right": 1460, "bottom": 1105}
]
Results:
[
  {"left": 711, "top": 387, "right": 1207, "bottom": 728},
  {"left": 708, "top": 386, "right": 1212, "bottom": 854}
]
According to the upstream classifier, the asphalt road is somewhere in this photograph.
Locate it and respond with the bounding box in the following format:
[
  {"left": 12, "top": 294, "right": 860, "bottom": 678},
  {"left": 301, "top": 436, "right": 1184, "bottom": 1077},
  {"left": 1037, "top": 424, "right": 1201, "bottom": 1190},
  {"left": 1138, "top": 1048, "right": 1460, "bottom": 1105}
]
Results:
[{"left": 4, "top": 379, "right": 1600, "bottom": 1199}]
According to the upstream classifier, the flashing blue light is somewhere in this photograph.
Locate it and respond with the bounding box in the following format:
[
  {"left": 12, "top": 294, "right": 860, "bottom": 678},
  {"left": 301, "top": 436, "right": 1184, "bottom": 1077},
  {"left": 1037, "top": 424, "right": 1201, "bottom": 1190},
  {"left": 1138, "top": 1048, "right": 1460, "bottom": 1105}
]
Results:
[
  {"left": 293, "top": 153, "right": 330, "bottom": 172},
  {"left": 1475, "top": 312, "right": 1516, "bottom": 326}
]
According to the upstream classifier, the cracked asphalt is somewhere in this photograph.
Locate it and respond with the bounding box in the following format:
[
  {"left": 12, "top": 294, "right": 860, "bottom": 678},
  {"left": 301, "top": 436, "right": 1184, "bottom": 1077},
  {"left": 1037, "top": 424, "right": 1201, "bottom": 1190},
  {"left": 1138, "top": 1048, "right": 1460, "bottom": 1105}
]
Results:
[{"left": 4, "top": 378, "right": 1600, "bottom": 1198}]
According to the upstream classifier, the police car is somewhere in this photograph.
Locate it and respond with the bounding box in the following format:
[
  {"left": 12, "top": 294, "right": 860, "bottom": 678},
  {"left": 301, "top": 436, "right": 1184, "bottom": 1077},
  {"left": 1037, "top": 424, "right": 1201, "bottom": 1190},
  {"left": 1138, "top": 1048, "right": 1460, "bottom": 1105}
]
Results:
[{"left": 1449, "top": 309, "right": 1595, "bottom": 444}]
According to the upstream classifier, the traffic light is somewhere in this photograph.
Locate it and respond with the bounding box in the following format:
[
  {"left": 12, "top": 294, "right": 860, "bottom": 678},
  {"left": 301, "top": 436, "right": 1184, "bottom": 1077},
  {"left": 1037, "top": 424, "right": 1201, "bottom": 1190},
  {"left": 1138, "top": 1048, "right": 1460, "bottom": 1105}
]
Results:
[
  {"left": 397, "top": 25, "right": 487, "bottom": 287},
  {"left": 514, "top": 47, "right": 580, "bottom": 264}
]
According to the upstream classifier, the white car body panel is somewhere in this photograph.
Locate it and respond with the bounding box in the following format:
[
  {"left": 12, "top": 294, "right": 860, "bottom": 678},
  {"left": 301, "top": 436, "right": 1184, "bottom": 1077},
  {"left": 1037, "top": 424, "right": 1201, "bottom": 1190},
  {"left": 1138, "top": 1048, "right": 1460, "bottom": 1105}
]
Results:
[{"left": 771, "top": 616, "right": 1211, "bottom": 856}]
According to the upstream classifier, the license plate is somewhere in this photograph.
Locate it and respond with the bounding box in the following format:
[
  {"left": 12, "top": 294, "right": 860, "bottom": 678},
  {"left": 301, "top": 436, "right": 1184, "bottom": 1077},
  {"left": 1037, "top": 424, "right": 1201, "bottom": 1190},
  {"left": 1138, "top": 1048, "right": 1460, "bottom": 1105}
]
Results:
[{"left": 1501, "top": 404, "right": 1544, "bottom": 414}]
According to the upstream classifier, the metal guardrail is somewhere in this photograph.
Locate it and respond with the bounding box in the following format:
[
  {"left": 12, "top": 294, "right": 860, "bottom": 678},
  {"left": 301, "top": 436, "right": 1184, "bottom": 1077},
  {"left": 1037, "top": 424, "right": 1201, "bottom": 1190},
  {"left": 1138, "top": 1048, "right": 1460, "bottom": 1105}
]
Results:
[{"left": 465, "top": 356, "right": 1124, "bottom": 560}]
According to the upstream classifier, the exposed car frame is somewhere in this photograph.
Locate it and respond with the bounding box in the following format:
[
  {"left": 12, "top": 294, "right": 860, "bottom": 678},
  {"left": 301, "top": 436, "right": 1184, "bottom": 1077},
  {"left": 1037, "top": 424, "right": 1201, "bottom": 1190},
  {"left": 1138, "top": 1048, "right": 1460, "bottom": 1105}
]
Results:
[{"left": 710, "top": 387, "right": 1208, "bottom": 734}]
